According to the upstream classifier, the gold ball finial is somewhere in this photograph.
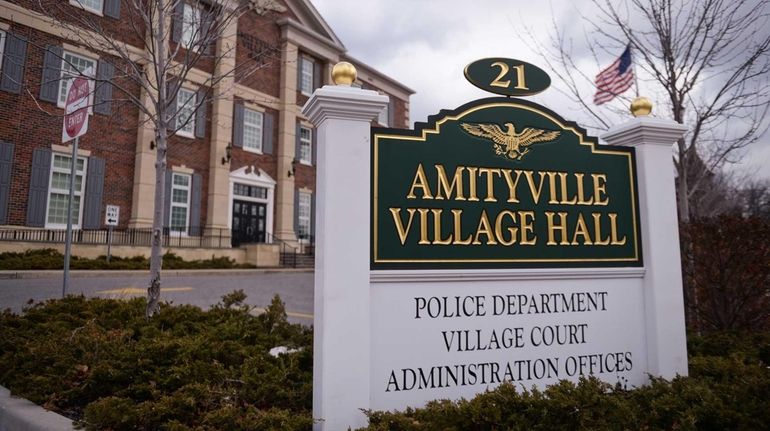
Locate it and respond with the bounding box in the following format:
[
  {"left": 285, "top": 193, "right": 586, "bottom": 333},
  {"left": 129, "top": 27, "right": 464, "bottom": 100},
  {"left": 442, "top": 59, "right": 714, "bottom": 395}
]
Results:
[
  {"left": 630, "top": 96, "right": 653, "bottom": 117},
  {"left": 332, "top": 61, "right": 357, "bottom": 86}
]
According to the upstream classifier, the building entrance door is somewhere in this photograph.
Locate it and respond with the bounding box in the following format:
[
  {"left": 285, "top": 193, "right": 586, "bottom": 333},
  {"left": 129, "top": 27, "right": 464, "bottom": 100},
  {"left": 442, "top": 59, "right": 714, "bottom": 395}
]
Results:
[{"left": 232, "top": 200, "right": 267, "bottom": 247}]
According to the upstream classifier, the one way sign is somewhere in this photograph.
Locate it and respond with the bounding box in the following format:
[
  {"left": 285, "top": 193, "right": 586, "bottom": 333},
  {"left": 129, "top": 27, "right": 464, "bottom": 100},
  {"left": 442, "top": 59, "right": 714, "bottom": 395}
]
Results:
[{"left": 105, "top": 205, "right": 119, "bottom": 226}]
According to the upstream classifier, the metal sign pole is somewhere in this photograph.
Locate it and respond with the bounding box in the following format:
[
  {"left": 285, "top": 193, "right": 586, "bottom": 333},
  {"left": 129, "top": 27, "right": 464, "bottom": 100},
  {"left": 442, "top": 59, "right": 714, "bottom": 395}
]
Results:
[
  {"left": 107, "top": 225, "right": 113, "bottom": 263},
  {"left": 62, "top": 136, "right": 79, "bottom": 298}
]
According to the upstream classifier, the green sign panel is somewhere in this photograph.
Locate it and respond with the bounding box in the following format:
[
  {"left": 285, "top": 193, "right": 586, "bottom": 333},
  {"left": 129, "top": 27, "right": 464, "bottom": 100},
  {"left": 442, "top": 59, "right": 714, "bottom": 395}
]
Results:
[
  {"left": 371, "top": 98, "right": 642, "bottom": 269},
  {"left": 464, "top": 58, "right": 550, "bottom": 97}
]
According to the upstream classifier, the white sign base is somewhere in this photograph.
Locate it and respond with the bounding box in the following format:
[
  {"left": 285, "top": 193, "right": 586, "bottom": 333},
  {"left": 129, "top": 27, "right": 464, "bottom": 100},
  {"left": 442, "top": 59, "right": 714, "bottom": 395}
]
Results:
[{"left": 303, "top": 88, "right": 688, "bottom": 430}]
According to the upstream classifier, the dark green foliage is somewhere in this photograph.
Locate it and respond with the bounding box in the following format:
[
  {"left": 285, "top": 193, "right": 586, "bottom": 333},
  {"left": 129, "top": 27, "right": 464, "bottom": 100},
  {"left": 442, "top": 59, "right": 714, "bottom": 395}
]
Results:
[
  {"left": 0, "top": 293, "right": 312, "bottom": 430},
  {"left": 0, "top": 248, "right": 255, "bottom": 270},
  {"left": 360, "top": 332, "right": 770, "bottom": 431}
]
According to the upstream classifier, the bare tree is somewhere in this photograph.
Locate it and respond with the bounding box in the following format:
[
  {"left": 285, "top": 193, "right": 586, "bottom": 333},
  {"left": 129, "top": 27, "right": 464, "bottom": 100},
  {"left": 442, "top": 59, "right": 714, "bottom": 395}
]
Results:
[
  {"left": 28, "top": 0, "right": 279, "bottom": 316},
  {"left": 521, "top": 0, "right": 770, "bottom": 222}
]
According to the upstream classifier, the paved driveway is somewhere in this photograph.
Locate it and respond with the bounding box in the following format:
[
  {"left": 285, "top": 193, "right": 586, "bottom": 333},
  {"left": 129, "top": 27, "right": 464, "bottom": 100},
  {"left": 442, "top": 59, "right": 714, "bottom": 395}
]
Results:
[{"left": 0, "top": 270, "right": 315, "bottom": 324}]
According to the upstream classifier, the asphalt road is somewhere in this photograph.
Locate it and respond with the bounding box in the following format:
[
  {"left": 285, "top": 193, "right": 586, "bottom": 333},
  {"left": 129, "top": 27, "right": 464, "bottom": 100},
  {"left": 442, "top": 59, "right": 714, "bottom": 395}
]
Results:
[{"left": 0, "top": 270, "right": 315, "bottom": 324}]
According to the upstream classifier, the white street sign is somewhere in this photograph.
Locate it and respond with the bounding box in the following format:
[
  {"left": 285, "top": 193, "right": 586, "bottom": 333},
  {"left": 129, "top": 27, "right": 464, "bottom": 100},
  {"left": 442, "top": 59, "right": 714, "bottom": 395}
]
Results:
[{"left": 105, "top": 205, "right": 119, "bottom": 226}]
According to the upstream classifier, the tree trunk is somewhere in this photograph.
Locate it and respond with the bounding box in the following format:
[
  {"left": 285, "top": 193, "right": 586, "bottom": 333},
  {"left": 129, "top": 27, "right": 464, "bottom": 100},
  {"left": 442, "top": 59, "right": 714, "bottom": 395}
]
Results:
[{"left": 146, "top": 0, "right": 168, "bottom": 318}]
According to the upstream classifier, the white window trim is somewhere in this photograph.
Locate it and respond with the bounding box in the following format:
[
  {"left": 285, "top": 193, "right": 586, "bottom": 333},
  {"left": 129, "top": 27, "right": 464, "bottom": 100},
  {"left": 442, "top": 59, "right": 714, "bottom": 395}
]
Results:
[
  {"left": 297, "top": 190, "right": 312, "bottom": 242},
  {"left": 175, "top": 86, "right": 197, "bottom": 138},
  {"left": 68, "top": 0, "right": 104, "bottom": 16},
  {"left": 242, "top": 107, "right": 264, "bottom": 154},
  {"left": 298, "top": 125, "right": 312, "bottom": 165},
  {"left": 300, "top": 56, "right": 314, "bottom": 96},
  {"left": 170, "top": 172, "right": 191, "bottom": 235},
  {"left": 45, "top": 153, "right": 88, "bottom": 230},
  {"left": 57, "top": 50, "right": 97, "bottom": 110},
  {"left": 181, "top": 3, "right": 202, "bottom": 51}
]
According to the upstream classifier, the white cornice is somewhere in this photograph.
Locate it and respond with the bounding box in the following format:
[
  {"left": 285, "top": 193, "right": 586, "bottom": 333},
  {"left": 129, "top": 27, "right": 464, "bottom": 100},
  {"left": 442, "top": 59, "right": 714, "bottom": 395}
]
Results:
[
  {"left": 601, "top": 117, "right": 688, "bottom": 148},
  {"left": 302, "top": 85, "right": 388, "bottom": 125}
]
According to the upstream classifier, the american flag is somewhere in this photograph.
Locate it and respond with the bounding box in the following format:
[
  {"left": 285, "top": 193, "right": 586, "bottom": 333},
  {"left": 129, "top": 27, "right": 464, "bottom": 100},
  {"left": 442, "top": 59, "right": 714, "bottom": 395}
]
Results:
[{"left": 594, "top": 45, "right": 634, "bottom": 105}]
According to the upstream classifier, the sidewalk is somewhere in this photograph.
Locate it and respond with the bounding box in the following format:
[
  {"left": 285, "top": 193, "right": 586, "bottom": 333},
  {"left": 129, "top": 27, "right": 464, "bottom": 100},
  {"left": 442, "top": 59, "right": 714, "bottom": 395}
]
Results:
[{"left": 0, "top": 267, "right": 313, "bottom": 279}]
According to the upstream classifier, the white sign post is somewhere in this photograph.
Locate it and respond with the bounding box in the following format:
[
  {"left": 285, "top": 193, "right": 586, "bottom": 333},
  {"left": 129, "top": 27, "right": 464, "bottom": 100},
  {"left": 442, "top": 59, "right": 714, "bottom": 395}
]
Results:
[
  {"left": 105, "top": 205, "right": 119, "bottom": 263},
  {"left": 61, "top": 72, "right": 92, "bottom": 297},
  {"left": 303, "top": 72, "right": 688, "bottom": 429}
]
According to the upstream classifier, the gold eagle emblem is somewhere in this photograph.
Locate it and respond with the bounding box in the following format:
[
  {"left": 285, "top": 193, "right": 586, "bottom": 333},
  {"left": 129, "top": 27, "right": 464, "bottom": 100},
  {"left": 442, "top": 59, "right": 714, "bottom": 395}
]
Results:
[{"left": 460, "top": 122, "right": 560, "bottom": 161}]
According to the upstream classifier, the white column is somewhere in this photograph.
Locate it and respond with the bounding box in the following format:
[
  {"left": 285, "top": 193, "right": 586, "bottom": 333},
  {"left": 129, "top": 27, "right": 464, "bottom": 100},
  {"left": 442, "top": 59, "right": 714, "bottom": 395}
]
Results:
[
  {"left": 303, "top": 85, "right": 388, "bottom": 430},
  {"left": 602, "top": 117, "right": 689, "bottom": 379}
]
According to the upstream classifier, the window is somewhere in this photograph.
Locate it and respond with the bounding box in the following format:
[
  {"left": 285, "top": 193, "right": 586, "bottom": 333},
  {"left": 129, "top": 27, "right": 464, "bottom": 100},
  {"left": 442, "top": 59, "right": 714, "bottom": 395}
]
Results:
[
  {"left": 170, "top": 173, "right": 191, "bottom": 233},
  {"left": 234, "top": 183, "right": 267, "bottom": 199},
  {"left": 176, "top": 87, "right": 196, "bottom": 137},
  {"left": 300, "top": 56, "right": 314, "bottom": 95},
  {"left": 58, "top": 51, "right": 96, "bottom": 108},
  {"left": 46, "top": 154, "right": 87, "bottom": 228},
  {"left": 298, "top": 126, "right": 312, "bottom": 165},
  {"left": 70, "top": 0, "right": 104, "bottom": 14},
  {"left": 297, "top": 191, "right": 311, "bottom": 239},
  {"left": 181, "top": 3, "right": 202, "bottom": 49},
  {"left": 378, "top": 102, "right": 389, "bottom": 126},
  {"left": 0, "top": 31, "right": 5, "bottom": 72},
  {"left": 243, "top": 108, "right": 264, "bottom": 152}
]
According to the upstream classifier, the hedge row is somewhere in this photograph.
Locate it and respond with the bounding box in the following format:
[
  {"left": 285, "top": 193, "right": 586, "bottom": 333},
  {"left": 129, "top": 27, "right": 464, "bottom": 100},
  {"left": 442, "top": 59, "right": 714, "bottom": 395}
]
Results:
[
  {"left": 0, "top": 248, "right": 255, "bottom": 270},
  {"left": 1, "top": 295, "right": 769, "bottom": 430}
]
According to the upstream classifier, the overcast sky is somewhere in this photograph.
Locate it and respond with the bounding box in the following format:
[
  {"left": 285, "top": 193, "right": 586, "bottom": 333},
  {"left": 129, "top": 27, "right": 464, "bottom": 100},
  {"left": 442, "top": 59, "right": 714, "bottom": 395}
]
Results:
[{"left": 312, "top": 0, "right": 770, "bottom": 182}]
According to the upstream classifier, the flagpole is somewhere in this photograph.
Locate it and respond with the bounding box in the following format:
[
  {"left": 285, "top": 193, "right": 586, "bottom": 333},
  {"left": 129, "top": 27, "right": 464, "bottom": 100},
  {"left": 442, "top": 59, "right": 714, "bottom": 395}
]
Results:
[{"left": 631, "top": 43, "right": 640, "bottom": 97}]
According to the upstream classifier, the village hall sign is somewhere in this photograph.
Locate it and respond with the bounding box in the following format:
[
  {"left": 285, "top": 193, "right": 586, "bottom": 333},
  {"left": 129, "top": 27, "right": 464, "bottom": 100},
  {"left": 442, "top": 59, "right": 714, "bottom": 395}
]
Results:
[
  {"left": 303, "top": 57, "right": 688, "bottom": 430},
  {"left": 372, "top": 58, "right": 641, "bottom": 268}
]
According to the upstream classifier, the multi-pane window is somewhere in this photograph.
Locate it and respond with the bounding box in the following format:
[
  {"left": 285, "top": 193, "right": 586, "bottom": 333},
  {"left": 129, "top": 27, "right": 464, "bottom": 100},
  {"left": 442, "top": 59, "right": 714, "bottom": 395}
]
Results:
[
  {"left": 170, "top": 173, "right": 190, "bottom": 233},
  {"left": 181, "top": 3, "right": 202, "bottom": 49},
  {"left": 243, "top": 108, "right": 264, "bottom": 152},
  {"left": 234, "top": 183, "right": 267, "bottom": 199},
  {"left": 71, "top": 0, "right": 104, "bottom": 14},
  {"left": 297, "top": 191, "right": 311, "bottom": 239},
  {"left": 300, "top": 56, "right": 314, "bottom": 95},
  {"left": 58, "top": 51, "right": 96, "bottom": 108},
  {"left": 47, "top": 154, "right": 87, "bottom": 228},
  {"left": 298, "top": 126, "right": 312, "bottom": 165},
  {"left": 176, "top": 87, "right": 196, "bottom": 136}
]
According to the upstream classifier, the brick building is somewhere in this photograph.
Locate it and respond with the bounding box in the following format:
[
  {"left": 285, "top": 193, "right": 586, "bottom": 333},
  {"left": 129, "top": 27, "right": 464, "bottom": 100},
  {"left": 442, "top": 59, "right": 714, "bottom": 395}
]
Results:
[{"left": 0, "top": 0, "right": 413, "bottom": 263}]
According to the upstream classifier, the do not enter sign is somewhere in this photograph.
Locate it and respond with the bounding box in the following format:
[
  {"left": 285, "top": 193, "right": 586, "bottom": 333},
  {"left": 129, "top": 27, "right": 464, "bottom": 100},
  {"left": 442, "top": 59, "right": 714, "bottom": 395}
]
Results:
[{"left": 62, "top": 74, "right": 92, "bottom": 143}]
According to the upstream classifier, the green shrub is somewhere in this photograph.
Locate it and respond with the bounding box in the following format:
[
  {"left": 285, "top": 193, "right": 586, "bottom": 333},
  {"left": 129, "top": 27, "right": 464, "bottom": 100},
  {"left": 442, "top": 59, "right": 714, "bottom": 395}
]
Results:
[
  {"left": 0, "top": 293, "right": 312, "bottom": 430},
  {"left": 0, "top": 249, "right": 255, "bottom": 270}
]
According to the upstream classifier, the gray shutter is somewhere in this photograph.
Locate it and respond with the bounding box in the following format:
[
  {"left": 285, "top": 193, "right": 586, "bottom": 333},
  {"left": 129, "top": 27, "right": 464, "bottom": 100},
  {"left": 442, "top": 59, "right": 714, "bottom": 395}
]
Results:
[
  {"left": 26, "top": 148, "right": 52, "bottom": 227},
  {"left": 0, "top": 142, "right": 14, "bottom": 224},
  {"left": 202, "top": 11, "right": 214, "bottom": 55},
  {"left": 94, "top": 60, "right": 113, "bottom": 115},
  {"left": 166, "top": 78, "right": 177, "bottom": 131},
  {"left": 232, "top": 102, "right": 244, "bottom": 148},
  {"left": 295, "top": 124, "right": 301, "bottom": 161},
  {"left": 296, "top": 55, "right": 303, "bottom": 91},
  {"left": 172, "top": 0, "right": 184, "bottom": 43},
  {"left": 262, "top": 111, "right": 274, "bottom": 155},
  {"left": 190, "top": 173, "right": 202, "bottom": 235},
  {"left": 104, "top": 0, "right": 120, "bottom": 18},
  {"left": 313, "top": 60, "right": 322, "bottom": 91},
  {"left": 311, "top": 128, "right": 317, "bottom": 165},
  {"left": 388, "top": 98, "right": 395, "bottom": 127},
  {"left": 0, "top": 33, "right": 27, "bottom": 94},
  {"left": 39, "top": 45, "right": 62, "bottom": 103},
  {"left": 310, "top": 192, "right": 315, "bottom": 240},
  {"left": 194, "top": 88, "right": 206, "bottom": 138},
  {"left": 82, "top": 157, "right": 105, "bottom": 229},
  {"left": 164, "top": 170, "right": 172, "bottom": 227},
  {"left": 293, "top": 189, "right": 299, "bottom": 236}
]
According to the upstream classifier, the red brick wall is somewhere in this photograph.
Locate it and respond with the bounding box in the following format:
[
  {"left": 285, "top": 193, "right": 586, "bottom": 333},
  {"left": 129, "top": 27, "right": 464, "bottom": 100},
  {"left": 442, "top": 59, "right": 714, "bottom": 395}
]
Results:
[
  {"left": 235, "top": 11, "right": 283, "bottom": 98},
  {"left": 0, "top": 22, "right": 141, "bottom": 228}
]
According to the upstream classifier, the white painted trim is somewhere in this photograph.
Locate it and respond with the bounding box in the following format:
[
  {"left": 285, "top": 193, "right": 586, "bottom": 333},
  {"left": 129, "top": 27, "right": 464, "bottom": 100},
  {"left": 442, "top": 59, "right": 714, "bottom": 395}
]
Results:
[
  {"left": 44, "top": 153, "right": 88, "bottom": 230},
  {"left": 227, "top": 166, "right": 275, "bottom": 242},
  {"left": 0, "top": 30, "right": 5, "bottom": 73},
  {"left": 370, "top": 267, "right": 647, "bottom": 283}
]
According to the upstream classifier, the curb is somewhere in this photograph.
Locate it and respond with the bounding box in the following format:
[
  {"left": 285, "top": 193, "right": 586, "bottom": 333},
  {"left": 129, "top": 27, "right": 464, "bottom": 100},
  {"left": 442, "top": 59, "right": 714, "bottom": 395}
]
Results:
[
  {"left": 0, "top": 386, "right": 75, "bottom": 431},
  {"left": 0, "top": 268, "right": 314, "bottom": 280}
]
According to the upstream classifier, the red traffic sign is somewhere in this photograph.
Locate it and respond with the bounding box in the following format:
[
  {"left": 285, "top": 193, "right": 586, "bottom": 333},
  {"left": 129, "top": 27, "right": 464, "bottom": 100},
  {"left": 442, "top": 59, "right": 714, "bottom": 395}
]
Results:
[{"left": 62, "top": 75, "right": 91, "bottom": 142}]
